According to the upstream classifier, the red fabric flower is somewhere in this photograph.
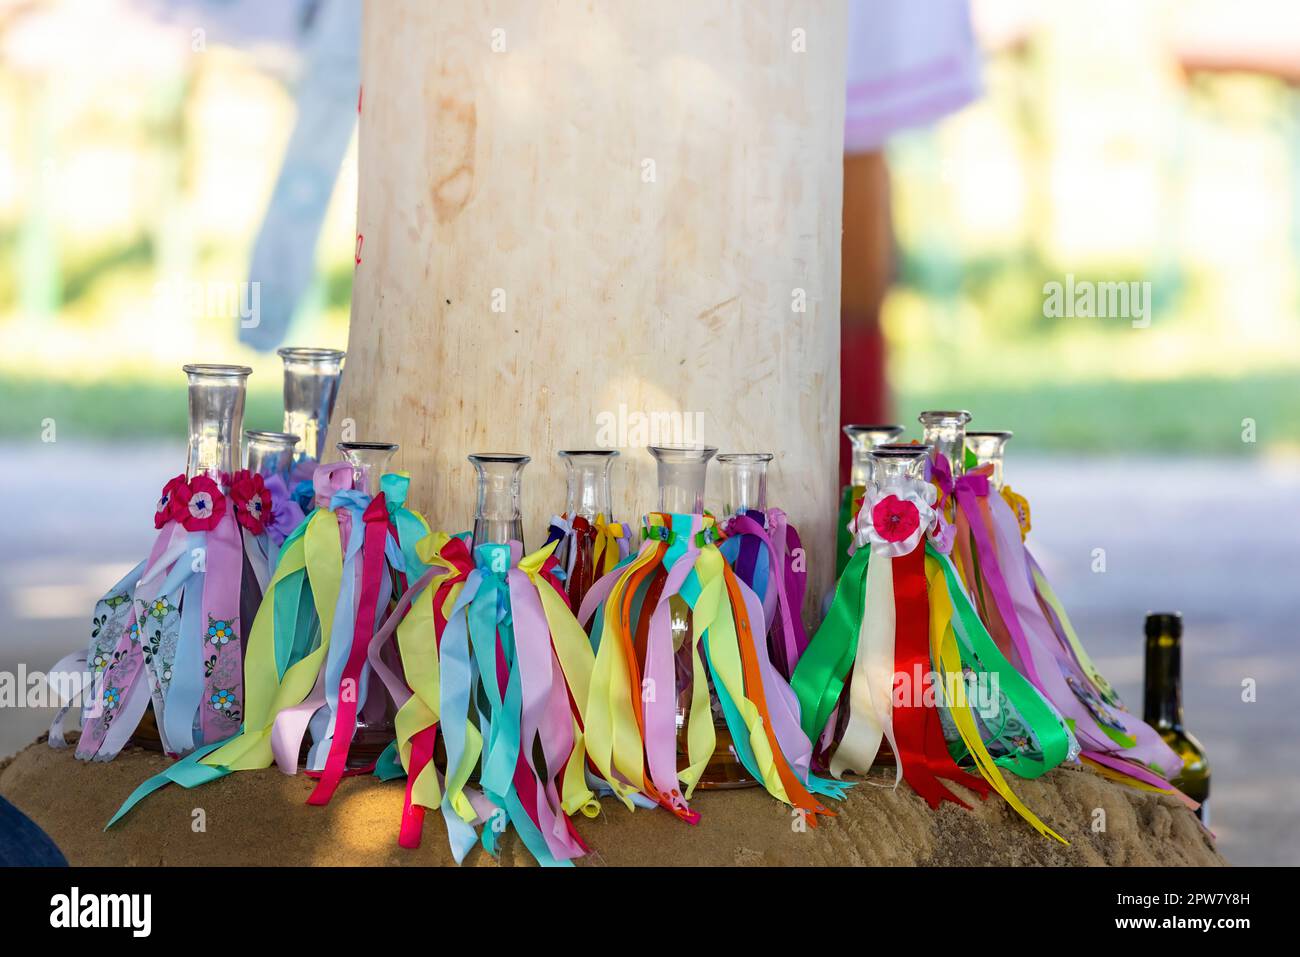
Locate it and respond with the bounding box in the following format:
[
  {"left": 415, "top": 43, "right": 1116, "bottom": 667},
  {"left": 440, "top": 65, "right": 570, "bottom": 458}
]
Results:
[
  {"left": 172, "top": 475, "right": 227, "bottom": 532},
  {"left": 154, "top": 474, "right": 187, "bottom": 529},
  {"left": 229, "top": 469, "right": 272, "bottom": 535},
  {"left": 871, "top": 494, "right": 920, "bottom": 543}
]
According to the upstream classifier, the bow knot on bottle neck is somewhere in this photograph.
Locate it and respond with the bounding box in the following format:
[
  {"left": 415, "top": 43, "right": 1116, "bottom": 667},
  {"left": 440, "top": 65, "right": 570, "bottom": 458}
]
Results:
[{"left": 928, "top": 454, "right": 990, "bottom": 507}]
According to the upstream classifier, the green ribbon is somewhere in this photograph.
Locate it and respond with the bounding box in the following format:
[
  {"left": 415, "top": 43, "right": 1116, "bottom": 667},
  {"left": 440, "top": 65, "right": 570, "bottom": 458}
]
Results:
[
  {"left": 834, "top": 485, "right": 858, "bottom": 580},
  {"left": 929, "top": 544, "right": 1070, "bottom": 779},
  {"left": 791, "top": 544, "right": 870, "bottom": 744}
]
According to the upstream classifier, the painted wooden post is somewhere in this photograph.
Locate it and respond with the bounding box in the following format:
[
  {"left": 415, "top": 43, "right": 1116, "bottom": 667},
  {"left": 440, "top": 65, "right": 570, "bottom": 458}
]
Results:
[{"left": 335, "top": 0, "right": 847, "bottom": 603}]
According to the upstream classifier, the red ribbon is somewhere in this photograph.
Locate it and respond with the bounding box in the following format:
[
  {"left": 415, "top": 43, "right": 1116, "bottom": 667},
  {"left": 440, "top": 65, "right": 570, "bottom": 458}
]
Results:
[
  {"left": 566, "top": 517, "right": 597, "bottom": 612},
  {"left": 308, "top": 493, "right": 391, "bottom": 806},
  {"left": 398, "top": 535, "right": 472, "bottom": 847},
  {"left": 891, "top": 546, "right": 988, "bottom": 809}
]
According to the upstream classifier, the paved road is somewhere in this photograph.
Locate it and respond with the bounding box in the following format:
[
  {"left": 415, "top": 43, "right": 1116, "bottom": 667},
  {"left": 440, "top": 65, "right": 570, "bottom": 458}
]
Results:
[{"left": 1, "top": 443, "right": 1295, "bottom": 864}]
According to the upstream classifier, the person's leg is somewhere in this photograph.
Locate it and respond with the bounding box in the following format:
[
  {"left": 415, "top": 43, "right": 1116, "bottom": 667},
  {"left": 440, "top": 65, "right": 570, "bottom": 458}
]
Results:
[
  {"left": 840, "top": 150, "right": 894, "bottom": 486},
  {"left": 0, "top": 795, "right": 67, "bottom": 866}
]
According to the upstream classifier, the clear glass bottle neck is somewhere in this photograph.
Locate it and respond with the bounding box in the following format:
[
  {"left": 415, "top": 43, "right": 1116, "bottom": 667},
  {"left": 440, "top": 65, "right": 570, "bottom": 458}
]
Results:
[
  {"left": 184, "top": 364, "right": 252, "bottom": 482},
  {"left": 843, "top": 424, "right": 904, "bottom": 488},
  {"left": 966, "top": 431, "right": 1013, "bottom": 489},
  {"left": 245, "top": 431, "right": 299, "bottom": 482},
  {"left": 338, "top": 442, "right": 397, "bottom": 496},
  {"left": 648, "top": 445, "right": 717, "bottom": 515},
  {"left": 869, "top": 446, "right": 930, "bottom": 494},
  {"left": 278, "top": 347, "right": 345, "bottom": 465},
  {"left": 470, "top": 453, "right": 529, "bottom": 548},
  {"left": 559, "top": 450, "right": 617, "bottom": 521},
  {"left": 718, "top": 453, "right": 772, "bottom": 518},
  {"left": 918, "top": 410, "right": 972, "bottom": 477}
]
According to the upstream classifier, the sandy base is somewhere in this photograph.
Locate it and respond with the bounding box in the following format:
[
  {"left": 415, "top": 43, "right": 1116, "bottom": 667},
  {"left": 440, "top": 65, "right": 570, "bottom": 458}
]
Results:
[{"left": 0, "top": 738, "right": 1224, "bottom": 866}]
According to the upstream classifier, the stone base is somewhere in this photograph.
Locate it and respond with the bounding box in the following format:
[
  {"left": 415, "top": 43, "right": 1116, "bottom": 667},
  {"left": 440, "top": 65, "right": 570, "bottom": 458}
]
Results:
[{"left": 0, "top": 738, "right": 1224, "bottom": 866}]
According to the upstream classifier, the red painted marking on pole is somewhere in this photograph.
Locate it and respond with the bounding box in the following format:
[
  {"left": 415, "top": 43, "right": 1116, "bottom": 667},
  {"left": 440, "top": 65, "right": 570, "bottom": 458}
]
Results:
[
  {"left": 355, "top": 234, "right": 364, "bottom": 265},
  {"left": 357, "top": 85, "right": 363, "bottom": 114}
]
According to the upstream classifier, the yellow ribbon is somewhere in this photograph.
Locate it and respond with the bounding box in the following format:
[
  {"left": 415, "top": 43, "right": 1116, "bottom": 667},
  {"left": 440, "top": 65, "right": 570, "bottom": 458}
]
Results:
[
  {"left": 926, "top": 553, "right": 1066, "bottom": 843},
  {"left": 392, "top": 532, "right": 468, "bottom": 813},
  {"left": 202, "top": 508, "right": 343, "bottom": 771},
  {"left": 693, "top": 547, "right": 792, "bottom": 803},
  {"left": 517, "top": 541, "right": 601, "bottom": 817},
  {"left": 584, "top": 539, "right": 660, "bottom": 808}
]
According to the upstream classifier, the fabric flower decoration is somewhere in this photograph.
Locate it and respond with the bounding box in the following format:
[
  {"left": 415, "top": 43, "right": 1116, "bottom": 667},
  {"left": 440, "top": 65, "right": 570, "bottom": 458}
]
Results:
[
  {"left": 871, "top": 495, "right": 920, "bottom": 543},
  {"left": 210, "top": 689, "right": 238, "bottom": 712},
  {"left": 229, "top": 469, "right": 272, "bottom": 536},
  {"left": 148, "top": 598, "right": 172, "bottom": 620},
  {"left": 104, "top": 686, "right": 122, "bottom": 709},
  {"left": 264, "top": 474, "right": 307, "bottom": 546},
  {"left": 171, "top": 475, "right": 226, "bottom": 532},
  {"left": 154, "top": 475, "right": 187, "bottom": 529},
  {"left": 206, "top": 617, "right": 236, "bottom": 647},
  {"left": 91, "top": 652, "right": 110, "bottom": 671},
  {"left": 861, "top": 486, "right": 936, "bottom": 558},
  {"left": 291, "top": 477, "right": 316, "bottom": 515}
]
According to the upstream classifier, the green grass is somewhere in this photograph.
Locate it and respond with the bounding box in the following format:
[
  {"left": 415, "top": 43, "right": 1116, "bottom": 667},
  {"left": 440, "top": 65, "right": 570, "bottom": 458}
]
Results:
[
  {"left": 0, "top": 375, "right": 284, "bottom": 443},
  {"left": 897, "top": 371, "right": 1298, "bottom": 454},
  {"left": 1, "top": 370, "right": 1294, "bottom": 454}
]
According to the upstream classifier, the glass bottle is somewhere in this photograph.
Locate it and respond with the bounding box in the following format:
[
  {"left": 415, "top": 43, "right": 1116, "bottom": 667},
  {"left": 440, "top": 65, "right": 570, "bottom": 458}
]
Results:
[
  {"left": 556, "top": 449, "right": 618, "bottom": 605},
  {"left": 648, "top": 444, "right": 716, "bottom": 514},
  {"left": 337, "top": 441, "right": 398, "bottom": 496},
  {"left": 867, "top": 443, "right": 931, "bottom": 499},
  {"left": 717, "top": 452, "right": 772, "bottom": 520},
  {"left": 918, "top": 409, "right": 972, "bottom": 478},
  {"left": 278, "top": 347, "right": 345, "bottom": 466},
  {"left": 469, "top": 453, "right": 529, "bottom": 548},
  {"left": 327, "top": 440, "right": 399, "bottom": 767},
  {"left": 843, "top": 424, "right": 905, "bottom": 489},
  {"left": 965, "top": 430, "right": 1013, "bottom": 490},
  {"left": 559, "top": 449, "right": 618, "bottom": 521},
  {"left": 244, "top": 430, "right": 299, "bottom": 482},
  {"left": 136, "top": 364, "right": 252, "bottom": 753},
  {"left": 183, "top": 364, "right": 253, "bottom": 483},
  {"left": 647, "top": 445, "right": 752, "bottom": 788},
  {"left": 1143, "top": 612, "right": 1210, "bottom": 823}
]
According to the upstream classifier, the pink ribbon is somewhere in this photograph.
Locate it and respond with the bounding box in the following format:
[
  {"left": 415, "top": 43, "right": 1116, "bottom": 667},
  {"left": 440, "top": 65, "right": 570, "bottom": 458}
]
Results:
[{"left": 307, "top": 492, "right": 391, "bottom": 806}]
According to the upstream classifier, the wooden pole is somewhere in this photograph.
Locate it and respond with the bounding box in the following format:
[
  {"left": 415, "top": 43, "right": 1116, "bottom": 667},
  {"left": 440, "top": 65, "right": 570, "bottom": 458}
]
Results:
[{"left": 335, "top": 0, "right": 846, "bottom": 603}]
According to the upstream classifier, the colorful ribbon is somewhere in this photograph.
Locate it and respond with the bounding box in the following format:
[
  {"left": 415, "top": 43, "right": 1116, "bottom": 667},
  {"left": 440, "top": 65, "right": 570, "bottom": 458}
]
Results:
[
  {"left": 68, "top": 469, "right": 278, "bottom": 762},
  {"left": 579, "top": 511, "right": 843, "bottom": 829},
  {"left": 720, "top": 508, "right": 809, "bottom": 681},
  {"left": 105, "top": 466, "right": 429, "bottom": 826},
  {"left": 931, "top": 456, "right": 1181, "bottom": 786},
  {"left": 792, "top": 476, "right": 1073, "bottom": 838}
]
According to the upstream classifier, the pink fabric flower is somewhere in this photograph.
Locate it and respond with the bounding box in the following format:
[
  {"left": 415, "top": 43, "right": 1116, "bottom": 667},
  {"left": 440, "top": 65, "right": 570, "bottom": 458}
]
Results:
[
  {"left": 229, "top": 469, "right": 272, "bottom": 536},
  {"left": 871, "top": 494, "right": 920, "bottom": 543},
  {"left": 172, "top": 475, "right": 226, "bottom": 532},
  {"left": 154, "top": 474, "right": 187, "bottom": 529}
]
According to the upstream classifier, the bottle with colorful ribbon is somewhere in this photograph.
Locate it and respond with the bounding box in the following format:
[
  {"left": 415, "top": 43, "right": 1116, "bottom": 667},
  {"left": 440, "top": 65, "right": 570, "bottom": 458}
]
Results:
[
  {"left": 239, "top": 430, "right": 306, "bottom": 556},
  {"left": 56, "top": 363, "right": 276, "bottom": 762},
  {"left": 103, "top": 441, "right": 435, "bottom": 826},
  {"left": 837, "top": 424, "right": 904, "bottom": 578},
  {"left": 377, "top": 453, "right": 602, "bottom": 865},
  {"left": 792, "top": 439, "right": 1075, "bottom": 841},
  {"left": 278, "top": 346, "right": 345, "bottom": 508},
  {"left": 949, "top": 427, "right": 1184, "bottom": 793},
  {"left": 545, "top": 449, "right": 630, "bottom": 613},
  {"left": 578, "top": 445, "right": 844, "bottom": 821},
  {"left": 716, "top": 453, "right": 809, "bottom": 682}
]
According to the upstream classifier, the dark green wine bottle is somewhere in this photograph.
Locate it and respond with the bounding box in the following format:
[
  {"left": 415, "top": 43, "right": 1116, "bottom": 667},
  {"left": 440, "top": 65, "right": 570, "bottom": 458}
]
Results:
[{"left": 1143, "top": 612, "right": 1210, "bottom": 823}]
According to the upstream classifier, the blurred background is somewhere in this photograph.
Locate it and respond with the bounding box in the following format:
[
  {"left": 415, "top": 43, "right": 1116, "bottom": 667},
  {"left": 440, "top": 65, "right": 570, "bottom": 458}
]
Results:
[{"left": 0, "top": 0, "right": 1296, "bottom": 864}]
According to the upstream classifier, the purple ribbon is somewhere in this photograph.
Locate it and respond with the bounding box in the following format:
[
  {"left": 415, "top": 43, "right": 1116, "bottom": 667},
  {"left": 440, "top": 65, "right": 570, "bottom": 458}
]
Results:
[{"left": 724, "top": 509, "right": 809, "bottom": 679}]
